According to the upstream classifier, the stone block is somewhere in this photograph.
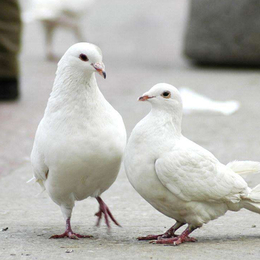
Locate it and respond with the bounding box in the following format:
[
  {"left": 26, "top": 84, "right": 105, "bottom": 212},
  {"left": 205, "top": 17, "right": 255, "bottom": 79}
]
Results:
[{"left": 184, "top": 0, "right": 260, "bottom": 65}]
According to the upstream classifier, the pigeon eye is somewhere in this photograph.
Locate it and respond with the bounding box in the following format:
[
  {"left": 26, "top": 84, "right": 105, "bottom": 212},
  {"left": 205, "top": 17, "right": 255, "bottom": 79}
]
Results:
[
  {"left": 161, "top": 91, "right": 171, "bottom": 98},
  {"left": 79, "top": 54, "right": 89, "bottom": 62}
]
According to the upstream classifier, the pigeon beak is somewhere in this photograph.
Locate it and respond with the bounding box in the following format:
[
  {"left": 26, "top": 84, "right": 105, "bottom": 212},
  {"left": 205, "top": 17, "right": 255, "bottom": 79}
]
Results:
[
  {"left": 138, "top": 95, "right": 154, "bottom": 101},
  {"left": 93, "top": 62, "right": 106, "bottom": 79}
]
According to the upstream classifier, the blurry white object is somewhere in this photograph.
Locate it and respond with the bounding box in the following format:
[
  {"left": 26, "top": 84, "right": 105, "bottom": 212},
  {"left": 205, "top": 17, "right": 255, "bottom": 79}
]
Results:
[
  {"left": 23, "top": 0, "right": 95, "bottom": 60},
  {"left": 179, "top": 87, "right": 240, "bottom": 115}
]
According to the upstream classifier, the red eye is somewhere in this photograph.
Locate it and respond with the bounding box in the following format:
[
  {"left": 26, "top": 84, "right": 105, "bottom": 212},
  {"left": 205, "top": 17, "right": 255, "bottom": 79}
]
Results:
[{"left": 79, "top": 54, "right": 89, "bottom": 62}]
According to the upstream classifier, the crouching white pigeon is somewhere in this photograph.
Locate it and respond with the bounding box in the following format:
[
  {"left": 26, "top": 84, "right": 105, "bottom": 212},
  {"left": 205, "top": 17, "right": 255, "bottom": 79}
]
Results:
[
  {"left": 30, "top": 42, "right": 126, "bottom": 239},
  {"left": 124, "top": 83, "right": 260, "bottom": 246}
]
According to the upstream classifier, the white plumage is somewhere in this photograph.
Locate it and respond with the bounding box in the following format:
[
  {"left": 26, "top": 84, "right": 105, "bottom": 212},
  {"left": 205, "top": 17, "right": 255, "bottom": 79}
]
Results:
[
  {"left": 31, "top": 42, "right": 126, "bottom": 239},
  {"left": 124, "top": 83, "right": 260, "bottom": 245}
]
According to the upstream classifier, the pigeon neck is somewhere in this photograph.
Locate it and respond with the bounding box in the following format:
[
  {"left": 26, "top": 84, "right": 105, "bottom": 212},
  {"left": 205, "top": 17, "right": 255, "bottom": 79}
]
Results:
[
  {"left": 52, "top": 67, "right": 98, "bottom": 96},
  {"left": 150, "top": 106, "right": 182, "bottom": 135},
  {"left": 46, "top": 68, "right": 101, "bottom": 114}
]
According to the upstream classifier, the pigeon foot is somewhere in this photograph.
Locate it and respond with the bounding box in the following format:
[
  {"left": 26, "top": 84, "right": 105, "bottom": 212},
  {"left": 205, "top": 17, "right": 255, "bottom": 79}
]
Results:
[
  {"left": 138, "top": 222, "right": 184, "bottom": 241},
  {"left": 149, "top": 225, "right": 197, "bottom": 246},
  {"left": 95, "top": 197, "right": 121, "bottom": 228},
  {"left": 150, "top": 235, "right": 197, "bottom": 245},
  {"left": 50, "top": 231, "right": 93, "bottom": 239},
  {"left": 138, "top": 233, "right": 173, "bottom": 240},
  {"left": 49, "top": 217, "right": 93, "bottom": 239}
]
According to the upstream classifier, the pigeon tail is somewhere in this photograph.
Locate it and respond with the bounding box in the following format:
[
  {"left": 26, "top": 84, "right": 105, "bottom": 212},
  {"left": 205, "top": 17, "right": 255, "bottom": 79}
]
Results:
[
  {"left": 243, "top": 184, "right": 260, "bottom": 214},
  {"left": 33, "top": 179, "right": 46, "bottom": 197},
  {"left": 27, "top": 176, "right": 36, "bottom": 183},
  {"left": 226, "top": 161, "right": 260, "bottom": 176},
  {"left": 248, "top": 184, "right": 260, "bottom": 203},
  {"left": 229, "top": 160, "right": 260, "bottom": 214},
  {"left": 27, "top": 176, "right": 46, "bottom": 196},
  {"left": 36, "top": 179, "right": 46, "bottom": 191}
]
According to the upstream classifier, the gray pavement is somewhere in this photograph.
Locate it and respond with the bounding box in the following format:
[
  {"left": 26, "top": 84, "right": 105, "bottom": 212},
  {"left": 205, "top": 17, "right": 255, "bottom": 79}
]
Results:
[{"left": 1, "top": 0, "right": 260, "bottom": 259}]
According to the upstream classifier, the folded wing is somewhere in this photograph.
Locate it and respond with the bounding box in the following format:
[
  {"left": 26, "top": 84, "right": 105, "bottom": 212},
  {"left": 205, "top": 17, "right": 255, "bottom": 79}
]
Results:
[{"left": 155, "top": 139, "right": 249, "bottom": 203}]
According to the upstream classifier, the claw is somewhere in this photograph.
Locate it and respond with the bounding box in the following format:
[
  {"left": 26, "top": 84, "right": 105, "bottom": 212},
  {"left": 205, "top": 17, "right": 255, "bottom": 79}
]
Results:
[
  {"left": 50, "top": 231, "right": 93, "bottom": 239},
  {"left": 49, "top": 217, "right": 93, "bottom": 239},
  {"left": 155, "top": 236, "right": 196, "bottom": 245},
  {"left": 138, "top": 234, "right": 164, "bottom": 240},
  {"left": 148, "top": 225, "right": 197, "bottom": 246},
  {"left": 95, "top": 197, "right": 121, "bottom": 228},
  {"left": 138, "top": 222, "right": 184, "bottom": 241}
]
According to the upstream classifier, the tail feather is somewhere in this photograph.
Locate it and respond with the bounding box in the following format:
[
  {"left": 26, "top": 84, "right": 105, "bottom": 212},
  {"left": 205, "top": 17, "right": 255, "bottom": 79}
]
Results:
[
  {"left": 36, "top": 179, "right": 46, "bottom": 192},
  {"left": 248, "top": 184, "right": 260, "bottom": 203},
  {"left": 243, "top": 184, "right": 260, "bottom": 214},
  {"left": 230, "top": 161, "right": 260, "bottom": 214},
  {"left": 243, "top": 201, "right": 260, "bottom": 214},
  {"left": 227, "top": 161, "right": 260, "bottom": 176},
  {"left": 35, "top": 179, "right": 46, "bottom": 196},
  {"left": 27, "top": 176, "right": 46, "bottom": 195},
  {"left": 27, "top": 176, "right": 36, "bottom": 183}
]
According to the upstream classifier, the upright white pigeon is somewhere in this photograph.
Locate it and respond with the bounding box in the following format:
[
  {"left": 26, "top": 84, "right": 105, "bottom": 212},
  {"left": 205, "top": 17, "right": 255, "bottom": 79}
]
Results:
[
  {"left": 124, "top": 83, "right": 260, "bottom": 245},
  {"left": 31, "top": 42, "right": 126, "bottom": 239}
]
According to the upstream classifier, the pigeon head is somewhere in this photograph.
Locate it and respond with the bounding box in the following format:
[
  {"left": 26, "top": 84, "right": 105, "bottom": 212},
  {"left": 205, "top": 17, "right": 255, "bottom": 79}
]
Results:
[
  {"left": 58, "top": 42, "right": 106, "bottom": 79},
  {"left": 139, "top": 83, "right": 183, "bottom": 112}
]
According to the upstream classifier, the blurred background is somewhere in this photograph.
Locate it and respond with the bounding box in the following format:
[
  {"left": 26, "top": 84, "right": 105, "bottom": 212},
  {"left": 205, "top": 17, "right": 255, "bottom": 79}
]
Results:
[{"left": 1, "top": 0, "right": 260, "bottom": 177}]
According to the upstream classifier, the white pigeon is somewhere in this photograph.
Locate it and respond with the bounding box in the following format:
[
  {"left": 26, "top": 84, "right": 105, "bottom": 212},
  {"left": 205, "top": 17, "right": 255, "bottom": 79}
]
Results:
[
  {"left": 23, "top": 0, "right": 95, "bottom": 60},
  {"left": 31, "top": 42, "right": 126, "bottom": 239},
  {"left": 124, "top": 83, "right": 260, "bottom": 246}
]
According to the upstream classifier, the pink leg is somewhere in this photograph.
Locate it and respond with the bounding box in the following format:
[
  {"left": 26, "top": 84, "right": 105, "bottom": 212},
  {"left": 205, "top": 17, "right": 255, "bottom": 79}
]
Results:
[
  {"left": 95, "top": 197, "right": 121, "bottom": 228},
  {"left": 151, "top": 225, "right": 197, "bottom": 246},
  {"left": 50, "top": 218, "right": 93, "bottom": 239},
  {"left": 138, "top": 222, "right": 184, "bottom": 240}
]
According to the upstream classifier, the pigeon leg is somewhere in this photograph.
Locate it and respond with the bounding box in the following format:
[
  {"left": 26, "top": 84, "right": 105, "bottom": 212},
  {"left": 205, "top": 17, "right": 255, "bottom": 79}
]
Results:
[
  {"left": 50, "top": 217, "right": 93, "bottom": 239},
  {"left": 95, "top": 197, "right": 121, "bottom": 228},
  {"left": 138, "top": 222, "right": 184, "bottom": 240},
  {"left": 73, "top": 23, "right": 84, "bottom": 42},
  {"left": 42, "top": 21, "right": 57, "bottom": 61},
  {"left": 150, "top": 225, "right": 197, "bottom": 245}
]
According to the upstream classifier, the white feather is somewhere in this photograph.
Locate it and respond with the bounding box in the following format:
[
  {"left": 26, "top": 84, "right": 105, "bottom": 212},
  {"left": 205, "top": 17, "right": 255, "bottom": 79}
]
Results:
[
  {"left": 26, "top": 176, "right": 36, "bottom": 183},
  {"left": 226, "top": 161, "right": 260, "bottom": 176}
]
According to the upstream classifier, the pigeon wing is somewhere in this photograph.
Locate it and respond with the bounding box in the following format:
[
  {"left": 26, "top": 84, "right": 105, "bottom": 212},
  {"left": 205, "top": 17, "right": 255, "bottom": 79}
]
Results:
[
  {"left": 155, "top": 143, "right": 248, "bottom": 203},
  {"left": 30, "top": 120, "right": 49, "bottom": 186}
]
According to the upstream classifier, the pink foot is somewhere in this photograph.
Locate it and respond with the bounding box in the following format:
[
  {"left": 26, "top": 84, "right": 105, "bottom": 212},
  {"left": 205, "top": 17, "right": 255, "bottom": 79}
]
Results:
[
  {"left": 151, "top": 236, "right": 197, "bottom": 245},
  {"left": 138, "top": 234, "right": 169, "bottom": 240},
  {"left": 95, "top": 197, "right": 121, "bottom": 228},
  {"left": 50, "top": 231, "right": 92, "bottom": 239},
  {"left": 49, "top": 217, "right": 93, "bottom": 239},
  {"left": 149, "top": 225, "right": 197, "bottom": 246},
  {"left": 138, "top": 232, "right": 177, "bottom": 240},
  {"left": 138, "top": 222, "right": 184, "bottom": 241}
]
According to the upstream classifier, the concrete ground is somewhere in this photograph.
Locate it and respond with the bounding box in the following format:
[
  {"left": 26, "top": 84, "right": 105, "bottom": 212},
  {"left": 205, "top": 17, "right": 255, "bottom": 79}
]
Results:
[{"left": 1, "top": 0, "right": 260, "bottom": 259}]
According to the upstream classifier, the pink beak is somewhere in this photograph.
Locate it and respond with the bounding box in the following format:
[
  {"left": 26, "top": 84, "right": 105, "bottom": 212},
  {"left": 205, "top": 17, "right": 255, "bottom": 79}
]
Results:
[
  {"left": 138, "top": 95, "right": 154, "bottom": 101},
  {"left": 93, "top": 62, "right": 106, "bottom": 79}
]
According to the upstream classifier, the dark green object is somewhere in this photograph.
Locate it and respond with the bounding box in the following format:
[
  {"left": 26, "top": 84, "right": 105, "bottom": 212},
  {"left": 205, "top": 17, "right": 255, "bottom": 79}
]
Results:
[
  {"left": 0, "top": 78, "right": 19, "bottom": 100},
  {"left": 0, "top": 0, "right": 21, "bottom": 100}
]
